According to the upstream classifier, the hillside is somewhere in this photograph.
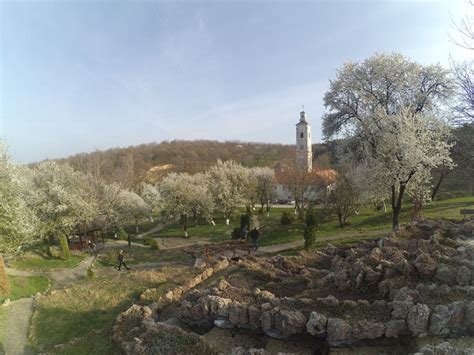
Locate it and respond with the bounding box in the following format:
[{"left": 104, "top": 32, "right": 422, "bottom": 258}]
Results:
[{"left": 59, "top": 140, "right": 336, "bottom": 187}]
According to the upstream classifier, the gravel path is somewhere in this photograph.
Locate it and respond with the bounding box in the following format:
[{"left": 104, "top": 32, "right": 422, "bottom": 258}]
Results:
[{"left": 3, "top": 298, "right": 35, "bottom": 355}]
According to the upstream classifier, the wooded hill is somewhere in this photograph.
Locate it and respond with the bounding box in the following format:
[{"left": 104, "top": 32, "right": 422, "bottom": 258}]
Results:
[{"left": 57, "top": 140, "right": 337, "bottom": 188}]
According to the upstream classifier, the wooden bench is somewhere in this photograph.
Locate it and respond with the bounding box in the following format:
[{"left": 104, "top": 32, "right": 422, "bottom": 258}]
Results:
[
  {"left": 204, "top": 240, "right": 252, "bottom": 260},
  {"left": 460, "top": 209, "right": 474, "bottom": 219}
]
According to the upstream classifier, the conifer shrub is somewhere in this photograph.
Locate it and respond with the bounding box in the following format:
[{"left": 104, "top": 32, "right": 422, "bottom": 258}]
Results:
[
  {"left": 280, "top": 211, "right": 294, "bottom": 225},
  {"left": 304, "top": 210, "right": 317, "bottom": 250}
]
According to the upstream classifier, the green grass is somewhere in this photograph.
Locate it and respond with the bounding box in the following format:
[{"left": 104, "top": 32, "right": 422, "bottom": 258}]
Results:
[
  {"left": 10, "top": 254, "right": 86, "bottom": 271},
  {"left": 123, "top": 196, "right": 474, "bottom": 249},
  {"left": 0, "top": 275, "right": 50, "bottom": 302}
]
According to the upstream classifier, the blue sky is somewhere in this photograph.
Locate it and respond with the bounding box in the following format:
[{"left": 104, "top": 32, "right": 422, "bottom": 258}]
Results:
[{"left": 0, "top": 0, "right": 472, "bottom": 163}]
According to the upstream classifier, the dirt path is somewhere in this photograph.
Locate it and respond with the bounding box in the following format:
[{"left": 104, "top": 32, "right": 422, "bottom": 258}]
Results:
[
  {"left": 156, "top": 237, "right": 211, "bottom": 250},
  {"left": 258, "top": 228, "right": 391, "bottom": 254},
  {"left": 3, "top": 298, "right": 35, "bottom": 355},
  {"left": 6, "top": 256, "right": 96, "bottom": 289}
]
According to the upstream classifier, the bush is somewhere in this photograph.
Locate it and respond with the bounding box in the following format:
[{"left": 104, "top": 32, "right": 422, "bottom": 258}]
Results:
[
  {"left": 280, "top": 212, "right": 294, "bottom": 225},
  {"left": 240, "top": 214, "right": 250, "bottom": 229},
  {"left": 315, "top": 208, "right": 332, "bottom": 224},
  {"left": 86, "top": 266, "right": 95, "bottom": 280},
  {"left": 59, "top": 235, "right": 70, "bottom": 260},
  {"left": 304, "top": 210, "right": 317, "bottom": 250},
  {"left": 147, "top": 238, "right": 160, "bottom": 250},
  {"left": 118, "top": 227, "right": 128, "bottom": 241},
  {"left": 231, "top": 227, "right": 241, "bottom": 240}
]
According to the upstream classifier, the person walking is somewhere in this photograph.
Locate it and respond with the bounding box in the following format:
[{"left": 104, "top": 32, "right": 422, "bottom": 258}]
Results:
[
  {"left": 250, "top": 227, "right": 260, "bottom": 251},
  {"left": 116, "top": 250, "right": 130, "bottom": 271}
]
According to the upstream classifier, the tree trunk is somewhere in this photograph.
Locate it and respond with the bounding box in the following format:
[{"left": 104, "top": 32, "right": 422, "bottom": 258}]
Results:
[
  {"left": 127, "top": 235, "right": 131, "bottom": 247},
  {"left": 338, "top": 211, "right": 344, "bottom": 229},
  {"left": 0, "top": 255, "right": 10, "bottom": 298},
  {"left": 431, "top": 171, "right": 446, "bottom": 201},
  {"left": 135, "top": 218, "right": 139, "bottom": 234},
  {"left": 183, "top": 214, "right": 188, "bottom": 238},
  {"left": 59, "top": 234, "right": 71, "bottom": 260},
  {"left": 391, "top": 183, "right": 407, "bottom": 232}
]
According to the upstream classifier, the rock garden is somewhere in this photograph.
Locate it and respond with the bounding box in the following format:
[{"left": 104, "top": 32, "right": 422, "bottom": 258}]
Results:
[{"left": 112, "top": 219, "right": 474, "bottom": 354}]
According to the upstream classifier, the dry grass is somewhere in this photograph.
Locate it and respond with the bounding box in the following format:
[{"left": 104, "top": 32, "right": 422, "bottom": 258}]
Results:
[{"left": 29, "top": 265, "right": 195, "bottom": 354}]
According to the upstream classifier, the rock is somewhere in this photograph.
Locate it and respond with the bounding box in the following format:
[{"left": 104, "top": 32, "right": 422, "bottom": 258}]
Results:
[
  {"left": 2, "top": 298, "right": 10, "bottom": 307},
  {"left": 351, "top": 320, "right": 385, "bottom": 340},
  {"left": 429, "top": 305, "right": 451, "bottom": 335},
  {"left": 260, "top": 311, "right": 272, "bottom": 332},
  {"left": 218, "top": 279, "right": 231, "bottom": 290},
  {"left": 419, "top": 342, "right": 474, "bottom": 355},
  {"left": 393, "top": 287, "right": 420, "bottom": 303},
  {"left": 258, "top": 290, "right": 276, "bottom": 302},
  {"left": 407, "top": 303, "right": 430, "bottom": 336},
  {"left": 214, "top": 319, "right": 234, "bottom": 329},
  {"left": 413, "top": 254, "right": 437, "bottom": 277},
  {"left": 191, "top": 303, "right": 207, "bottom": 321},
  {"left": 456, "top": 266, "right": 472, "bottom": 286},
  {"left": 273, "top": 310, "right": 306, "bottom": 337},
  {"left": 391, "top": 301, "right": 413, "bottom": 320},
  {"left": 317, "top": 295, "right": 339, "bottom": 307},
  {"left": 435, "top": 264, "right": 457, "bottom": 286},
  {"left": 228, "top": 302, "right": 241, "bottom": 325},
  {"left": 194, "top": 258, "right": 207, "bottom": 268},
  {"left": 385, "top": 319, "right": 407, "bottom": 338},
  {"left": 464, "top": 301, "right": 474, "bottom": 328},
  {"left": 306, "top": 311, "right": 327, "bottom": 336},
  {"left": 248, "top": 306, "right": 261, "bottom": 329},
  {"left": 447, "top": 301, "right": 465, "bottom": 332},
  {"left": 327, "top": 318, "right": 353, "bottom": 347}
]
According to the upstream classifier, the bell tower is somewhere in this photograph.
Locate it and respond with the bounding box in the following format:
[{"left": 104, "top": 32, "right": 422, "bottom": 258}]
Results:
[{"left": 295, "top": 110, "right": 312, "bottom": 172}]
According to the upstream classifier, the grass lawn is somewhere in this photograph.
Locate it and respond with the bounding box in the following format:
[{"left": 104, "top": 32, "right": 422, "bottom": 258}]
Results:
[
  {"left": 0, "top": 275, "right": 50, "bottom": 302},
  {"left": 148, "top": 196, "right": 474, "bottom": 247},
  {"left": 10, "top": 253, "right": 87, "bottom": 271},
  {"left": 29, "top": 266, "right": 194, "bottom": 354}
]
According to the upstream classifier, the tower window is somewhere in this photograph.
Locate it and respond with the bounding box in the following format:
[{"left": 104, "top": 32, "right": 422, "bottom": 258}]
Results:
[{"left": 300, "top": 132, "right": 304, "bottom": 138}]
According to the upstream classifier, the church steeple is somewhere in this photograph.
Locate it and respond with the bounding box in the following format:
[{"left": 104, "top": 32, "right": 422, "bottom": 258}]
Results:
[{"left": 295, "top": 109, "right": 312, "bottom": 172}]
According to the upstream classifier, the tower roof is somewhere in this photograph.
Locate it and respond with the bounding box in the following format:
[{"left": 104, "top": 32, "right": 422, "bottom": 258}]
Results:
[{"left": 296, "top": 111, "right": 308, "bottom": 125}]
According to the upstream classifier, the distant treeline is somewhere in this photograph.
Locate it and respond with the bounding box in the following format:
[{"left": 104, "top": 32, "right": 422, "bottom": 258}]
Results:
[{"left": 51, "top": 125, "right": 472, "bottom": 199}]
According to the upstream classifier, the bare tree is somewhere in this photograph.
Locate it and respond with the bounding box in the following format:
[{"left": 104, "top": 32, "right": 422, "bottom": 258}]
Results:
[{"left": 327, "top": 170, "right": 359, "bottom": 229}]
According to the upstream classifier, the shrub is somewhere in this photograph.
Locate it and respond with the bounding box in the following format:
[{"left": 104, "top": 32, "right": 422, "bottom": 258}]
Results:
[
  {"left": 147, "top": 238, "right": 160, "bottom": 250},
  {"left": 280, "top": 212, "right": 294, "bottom": 225},
  {"left": 240, "top": 214, "right": 250, "bottom": 229},
  {"left": 86, "top": 266, "right": 95, "bottom": 280},
  {"left": 231, "top": 227, "right": 241, "bottom": 240},
  {"left": 118, "top": 227, "right": 128, "bottom": 241},
  {"left": 59, "top": 235, "right": 70, "bottom": 260}
]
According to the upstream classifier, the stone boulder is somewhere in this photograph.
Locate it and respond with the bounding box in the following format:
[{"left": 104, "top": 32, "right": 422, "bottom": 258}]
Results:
[
  {"left": 391, "top": 301, "right": 413, "bottom": 320},
  {"left": 273, "top": 309, "right": 307, "bottom": 338},
  {"left": 327, "top": 318, "right": 353, "bottom": 347},
  {"left": 385, "top": 319, "right": 407, "bottom": 338},
  {"left": 428, "top": 305, "right": 451, "bottom": 335},
  {"left": 351, "top": 320, "right": 385, "bottom": 340},
  {"left": 413, "top": 254, "right": 437, "bottom": 278},
  {"left": 407, "top": 303, "right": 430, "bottom": 336},
  {"left": 456, "top": 266, "right": 472, "bottom": 286},
  {"left": 435, "top": 264, "right": 457, "bottom": 286},
  {"left": 306, "top": 311, "right": 327, "bottom": 336}
]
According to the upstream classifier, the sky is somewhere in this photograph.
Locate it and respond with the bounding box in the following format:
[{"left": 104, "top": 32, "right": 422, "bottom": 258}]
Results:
[{"left": 0, "top": 0, "right": 472, "bottom": 163}]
